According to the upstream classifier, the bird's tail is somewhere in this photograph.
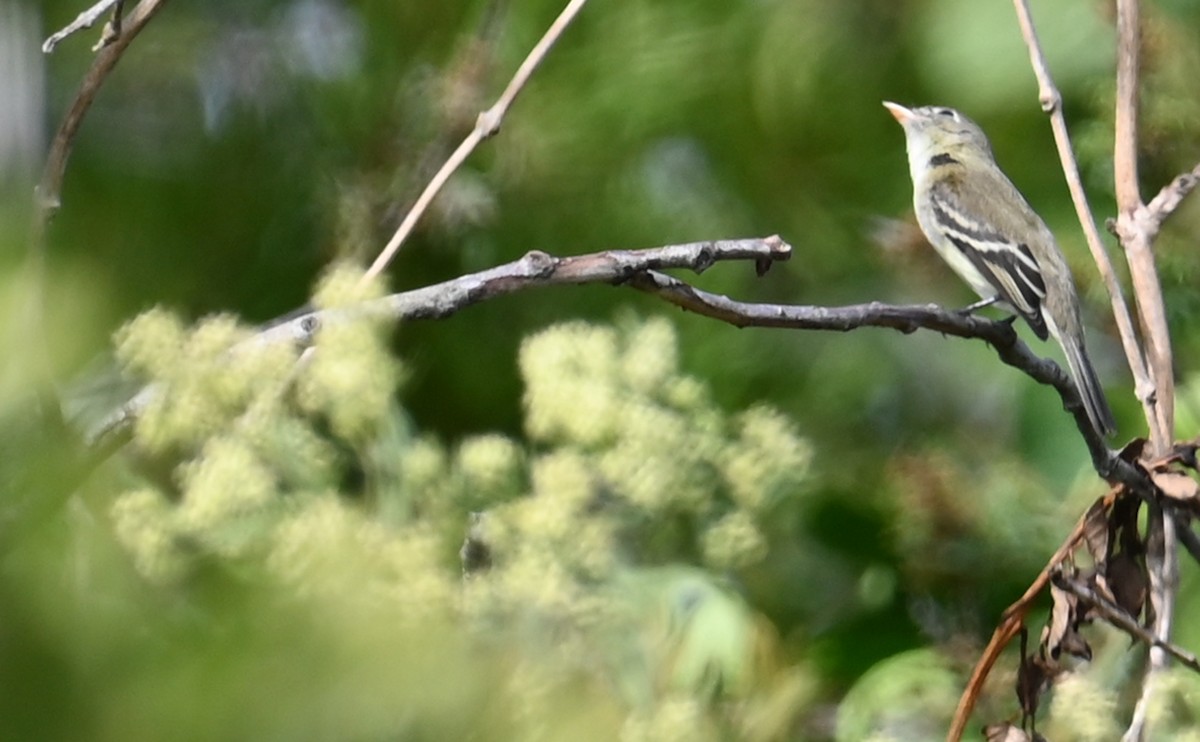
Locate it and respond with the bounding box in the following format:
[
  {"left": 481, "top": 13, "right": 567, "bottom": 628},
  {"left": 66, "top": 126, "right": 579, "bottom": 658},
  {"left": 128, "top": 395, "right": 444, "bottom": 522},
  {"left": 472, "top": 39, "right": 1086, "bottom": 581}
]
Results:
[{"left": 1058, "top": 333, "right": 1116, "bottom": 438}]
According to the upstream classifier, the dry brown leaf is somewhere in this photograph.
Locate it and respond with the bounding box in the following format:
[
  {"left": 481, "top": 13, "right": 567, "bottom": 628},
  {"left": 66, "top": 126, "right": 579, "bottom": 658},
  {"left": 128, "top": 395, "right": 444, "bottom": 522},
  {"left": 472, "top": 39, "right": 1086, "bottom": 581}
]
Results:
[
  {"left": 1040, "top": 589, "right": 1069, "bottom": 660},
  {"left": 1081, "top": 500, "right": 1109, "bottom": 568},
  {"left": 1042, "top": 583, "right": 1092, "bottom": 661},
  {"left": 1118, "top": 437, "right": 1148, "bottom": 464},
  {"left": 1151, "top": 469, "right": 1200, "bottom": 502},
  {"left": 1176, "top": 442, "right": 1199, "bottom": 470},
  {"left": 1107, "top": 551, "right": 1147, "bottom": 619},
  {"left": 1016, "top": 651, "right": 1056, "bottom": 722}
]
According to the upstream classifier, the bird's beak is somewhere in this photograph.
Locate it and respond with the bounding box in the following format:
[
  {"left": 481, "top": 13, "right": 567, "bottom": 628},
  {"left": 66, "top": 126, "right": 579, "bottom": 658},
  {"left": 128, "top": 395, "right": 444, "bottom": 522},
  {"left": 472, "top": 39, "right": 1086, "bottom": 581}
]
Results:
[{"left": 883, "top": 101, "right": 913, "bottom": 124}]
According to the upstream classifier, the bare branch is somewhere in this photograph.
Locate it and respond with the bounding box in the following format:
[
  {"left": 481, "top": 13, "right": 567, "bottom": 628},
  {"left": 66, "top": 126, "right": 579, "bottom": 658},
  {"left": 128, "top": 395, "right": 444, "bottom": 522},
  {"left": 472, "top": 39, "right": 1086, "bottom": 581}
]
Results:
[
  {"left": 1105, "top": 1, "right": 1182, "bottom": 737},
  {"left": 627, "top": 269, "right": 1127, "bottom": 476},
  {"left": 1113, "top": 0, "right": 1142, "bottom": 213},
  {"left": 94, "top": 235, "right": 1137, "bottom": 486},
  {"left": 362, "top": 0, "right": 591, "bottom": 283},
  {"left": 93, "top": 237, "right": 790, "bottom": 441},
  {"left": 1009, "top": 0, "right": 1160, "bottom": 442},
  {"left": 1111, "top": 0, "right": 1175, "bottom": 447}
]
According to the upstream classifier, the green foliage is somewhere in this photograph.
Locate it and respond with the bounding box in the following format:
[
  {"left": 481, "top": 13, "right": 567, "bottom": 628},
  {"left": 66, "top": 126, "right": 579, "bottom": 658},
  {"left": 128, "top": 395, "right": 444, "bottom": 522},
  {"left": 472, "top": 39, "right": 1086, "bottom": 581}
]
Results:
[
  {"left": 835, "top": 648, "right": 959, "bottom": 742},
  {"left": 1146, "top": 668, "right": 1200, "bottom": 741},
  {"left": 1043, "top": 673, "right": 1121, "bottom": 742}
]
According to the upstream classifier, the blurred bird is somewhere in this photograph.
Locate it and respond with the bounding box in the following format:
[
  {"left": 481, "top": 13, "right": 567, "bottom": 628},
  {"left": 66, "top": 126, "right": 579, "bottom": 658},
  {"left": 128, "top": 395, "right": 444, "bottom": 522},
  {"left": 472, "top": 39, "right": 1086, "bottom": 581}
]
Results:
[{"left": 884, "top": 102, "right": 1115, "bottom": 438}]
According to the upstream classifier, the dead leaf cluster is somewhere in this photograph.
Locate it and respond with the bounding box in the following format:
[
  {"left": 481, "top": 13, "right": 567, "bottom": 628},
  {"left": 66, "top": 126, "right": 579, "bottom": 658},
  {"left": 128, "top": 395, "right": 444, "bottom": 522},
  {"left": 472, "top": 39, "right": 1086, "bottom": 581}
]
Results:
[{"left": 956, "top": 439, "right": 1200, "bottom": 740}]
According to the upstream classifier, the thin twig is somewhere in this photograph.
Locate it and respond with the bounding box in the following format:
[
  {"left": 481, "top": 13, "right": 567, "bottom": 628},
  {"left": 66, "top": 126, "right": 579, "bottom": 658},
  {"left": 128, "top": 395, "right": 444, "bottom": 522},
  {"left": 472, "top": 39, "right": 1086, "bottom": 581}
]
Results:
[
  {"left": 1177, "top": 514, "right": 1200, "bottom": 563},
  {"left": 1010, "top": 0, "right": 1159, "bottom": 442},
  {"left": 42, "top": 0, "right": 121, "bottom": 53},
  {"left": 362, "top": 0, "right": 591, "bottom": 282},
  {"left": 1143, "top": 163, "right": 1200, "bottom": 228},
  {"left": 1053, "top": 571, "right": 1198, "bottom": 672}
]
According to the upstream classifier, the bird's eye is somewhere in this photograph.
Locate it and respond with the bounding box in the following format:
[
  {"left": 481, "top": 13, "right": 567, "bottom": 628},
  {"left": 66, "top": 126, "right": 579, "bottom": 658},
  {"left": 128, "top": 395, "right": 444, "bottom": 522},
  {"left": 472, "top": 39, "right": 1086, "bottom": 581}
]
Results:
[{"left": 937, "top": 108, "right": 958, "bottom": 120}]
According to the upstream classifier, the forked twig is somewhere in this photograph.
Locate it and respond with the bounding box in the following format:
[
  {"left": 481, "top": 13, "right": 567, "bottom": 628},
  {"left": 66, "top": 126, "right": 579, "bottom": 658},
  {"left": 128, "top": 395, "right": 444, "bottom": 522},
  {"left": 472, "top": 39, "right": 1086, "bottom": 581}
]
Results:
[
  {"left": 1142, "top": 163, "right": 1200, "bottom": 227},
  {"left": 42, "top": 0, "right": 122, "bottom": 53}
]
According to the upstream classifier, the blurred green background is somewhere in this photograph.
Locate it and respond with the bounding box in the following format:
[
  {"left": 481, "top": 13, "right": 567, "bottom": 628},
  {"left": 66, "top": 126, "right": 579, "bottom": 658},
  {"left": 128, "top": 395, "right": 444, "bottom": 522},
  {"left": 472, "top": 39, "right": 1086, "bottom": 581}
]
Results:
[{"left": 4, "top": 0, "right": 1200, "bottom": 739}]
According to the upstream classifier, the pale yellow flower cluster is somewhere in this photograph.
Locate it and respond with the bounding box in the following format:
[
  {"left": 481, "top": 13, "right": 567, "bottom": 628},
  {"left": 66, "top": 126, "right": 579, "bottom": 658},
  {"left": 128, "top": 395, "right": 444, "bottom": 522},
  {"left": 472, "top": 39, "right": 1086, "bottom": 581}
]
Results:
[
  {"left": 297, "top": 263, "right": 401, "bottom": 442},
  {"left": 513, "top": 317, "right": 812, "bottom": 570},
  {"left": 619, "top": 696, "right": 715, "bottom": 742},
  {"left": 107, "top": 298, "right": 816, "bottom": 736},
  {"left": 111, "top": 264, "right": 405, "bottom": 588},
  {"left": 455, "top": 318, "right": 814, "bottom": 724},
  {"left": 268, "top": 497, "right": 457, "bottom": 623},
  {"left": 115, "top": 309, "right": 294, "bottom": 452}
]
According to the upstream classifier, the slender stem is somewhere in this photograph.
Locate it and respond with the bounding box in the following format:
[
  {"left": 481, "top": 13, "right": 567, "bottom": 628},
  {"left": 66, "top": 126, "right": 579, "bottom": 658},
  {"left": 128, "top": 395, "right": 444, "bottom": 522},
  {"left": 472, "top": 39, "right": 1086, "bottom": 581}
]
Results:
[
  {"left": 29, "top": 0, "right": 171, "bottom": 424},
  {"left": 1055, "top": 569, "right": 1197, "bottom": 671},
  {"left": 362, "top": 0, "right": 591, "bottom": 282},
  {"left": 1113, "top": 0, "right": 1141, "bottom": 213},
  {"left": 1113, "top": 0, "right": 1175, "bottom": 446},
  {"left": 36, "top": 0, "right": 171, "bottom": 221},
  {"left": 1108, "top": 2, "right": 1180, "bottom": 738},
  {"left": 1010, "top": 0, "right": 1159, "bottom": 441}
]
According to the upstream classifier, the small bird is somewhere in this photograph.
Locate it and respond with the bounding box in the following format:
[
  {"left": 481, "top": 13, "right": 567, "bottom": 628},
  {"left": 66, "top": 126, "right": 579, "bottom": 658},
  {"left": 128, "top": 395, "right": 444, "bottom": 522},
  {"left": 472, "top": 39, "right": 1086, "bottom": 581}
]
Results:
[{"left": 884, "top": 102, "right": 1115, "bottom": 438}]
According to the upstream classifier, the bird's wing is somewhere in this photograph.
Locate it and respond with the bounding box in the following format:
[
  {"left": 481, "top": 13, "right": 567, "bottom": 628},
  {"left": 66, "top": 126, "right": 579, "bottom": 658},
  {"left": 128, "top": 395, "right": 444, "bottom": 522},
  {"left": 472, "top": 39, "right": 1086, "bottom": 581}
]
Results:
[{"left": 928, "top": 175, "right": 1050, "bottom": 340}]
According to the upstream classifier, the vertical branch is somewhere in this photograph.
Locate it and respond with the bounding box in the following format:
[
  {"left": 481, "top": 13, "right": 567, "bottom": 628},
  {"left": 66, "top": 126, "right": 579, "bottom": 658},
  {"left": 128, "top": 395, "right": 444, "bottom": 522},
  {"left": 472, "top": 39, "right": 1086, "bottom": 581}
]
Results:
[
  {"left": 1122, "top": 504, "right": 1178, "bottom": 741},
  {"left": 1014, "top": 0, "right": 1179, "bottom": 737},
  {"left": 1111, "top": 3, "right": 1178, "bottom": 737},
  {"left": 1112, "top": 0, "right": 1140, "bottom": 209},
  {"left": 1112, "top": 0, "right": 1174, "bottom": 445},
  {"left": 1010, "top": 0, "right": 1160, "bottom": 442}
]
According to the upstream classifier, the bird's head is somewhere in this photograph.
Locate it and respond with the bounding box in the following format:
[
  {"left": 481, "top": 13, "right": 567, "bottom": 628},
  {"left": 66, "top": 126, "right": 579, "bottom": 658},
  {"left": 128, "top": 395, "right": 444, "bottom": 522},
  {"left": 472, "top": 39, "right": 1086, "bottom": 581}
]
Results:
[{"left": 883, "top": 102, "right": 994, "bottom": 165}]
